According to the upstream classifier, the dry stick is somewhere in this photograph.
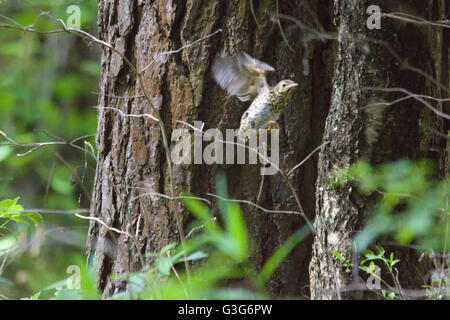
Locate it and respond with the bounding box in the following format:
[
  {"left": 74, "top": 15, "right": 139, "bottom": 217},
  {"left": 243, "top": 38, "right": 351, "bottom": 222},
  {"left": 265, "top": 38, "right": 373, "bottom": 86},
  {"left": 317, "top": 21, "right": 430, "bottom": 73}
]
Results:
[
  {"left": 129, "top": 192, "right": 211, "bottom": 206},
  {"left": 275, "top": 0, "right": 295, "bottom": 53},
  {"left": 53, "top": 152, "right": 91, "bottom": 200},
  {"left": 140, "top": 29, "right": 222, "bottom": 73},
  {"left": 382, "top": 12, "right": 450, "bottom": 29},
  {"left": 121, "top": 183, "right": 307, "bottom": 220},
  {"left": 287, "top": 142, "right": 330, "bottom": 177},
  {"left": 109, "top": 174, "right": 148, "bottom": 271},
  {"left": 23, "top": 208, "right": 90, "bottom": 214},
  {"left": 272, "top": 13, "right": 450, "bottom": 96},
  {"left": 207, "top": 193, "right": 302, "bottom": 216},
  {"left": 167, "top": 251, "right": 190, "bottom": 298},
  {"left": 362, "top": 87, "right": 450, "bottom": 120},
  {"left": 0, "top": 130, "right": 96, "bottom": 160},
  {"left": 185, "top": 217, "right": 217, "bottom": 239},
  {"left": 362, "top": 94, "right": 450, "bottom": 111},
  {"left": 75, "top": 213, "right": 133, "bottom": 239},
  {"left": 94, "top": 106, "right": 160, "bottom": 122},
  {"left": 127, "top": 183, "right": 309, "bottom": 219},
  {"left": 249, "top": 0, "right": 260, "bottom": 29},
  {"left": 256, "top": 173, "right": 264, "bottom": 204},
  {"left": 91, "top": 92, "right": 145, "bottom": 100}
]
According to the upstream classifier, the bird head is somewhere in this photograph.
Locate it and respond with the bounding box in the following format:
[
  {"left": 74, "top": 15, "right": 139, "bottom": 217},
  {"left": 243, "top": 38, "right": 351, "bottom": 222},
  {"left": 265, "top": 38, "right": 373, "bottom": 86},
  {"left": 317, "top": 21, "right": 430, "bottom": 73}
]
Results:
[{"left": 274, "top": 79, "right": 298, "bottom": 95}]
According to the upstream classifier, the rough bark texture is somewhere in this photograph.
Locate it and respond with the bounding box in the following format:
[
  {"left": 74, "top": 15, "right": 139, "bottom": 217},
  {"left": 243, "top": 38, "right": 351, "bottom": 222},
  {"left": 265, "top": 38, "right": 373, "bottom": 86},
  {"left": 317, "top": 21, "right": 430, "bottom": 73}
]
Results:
[
  {"left": 87, "top": 0, "right": 333, "bottom": 297},
  {"left": 310, "top": 0, "right": 449, "bottom": 299},
  {"left": 86, "top": 0, "right": 448, "bottom": 299}
]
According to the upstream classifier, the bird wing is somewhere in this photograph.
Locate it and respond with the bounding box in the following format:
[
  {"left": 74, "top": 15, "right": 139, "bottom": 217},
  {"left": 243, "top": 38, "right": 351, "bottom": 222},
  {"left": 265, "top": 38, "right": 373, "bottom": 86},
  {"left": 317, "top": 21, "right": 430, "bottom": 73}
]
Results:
[{"left": 212, "top": 52, "right": 275, "bottom": 102}]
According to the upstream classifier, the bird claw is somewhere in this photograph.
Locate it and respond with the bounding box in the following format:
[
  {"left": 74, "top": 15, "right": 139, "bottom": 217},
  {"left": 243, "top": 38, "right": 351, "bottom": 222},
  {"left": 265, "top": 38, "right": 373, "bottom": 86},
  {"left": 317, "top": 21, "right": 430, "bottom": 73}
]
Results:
[{"left": 265, "top": 121, "right": 280, "bottom": 131}]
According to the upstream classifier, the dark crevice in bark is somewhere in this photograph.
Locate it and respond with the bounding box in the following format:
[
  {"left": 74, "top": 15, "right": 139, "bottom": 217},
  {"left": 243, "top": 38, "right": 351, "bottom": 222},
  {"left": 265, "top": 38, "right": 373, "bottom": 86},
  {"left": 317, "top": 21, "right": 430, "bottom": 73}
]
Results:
[
  {"left": 441, "top": 3, "right": 449, "bottom": 134},
  {"left": 98, "top": 232, "right": 114, "bottom": 292}
]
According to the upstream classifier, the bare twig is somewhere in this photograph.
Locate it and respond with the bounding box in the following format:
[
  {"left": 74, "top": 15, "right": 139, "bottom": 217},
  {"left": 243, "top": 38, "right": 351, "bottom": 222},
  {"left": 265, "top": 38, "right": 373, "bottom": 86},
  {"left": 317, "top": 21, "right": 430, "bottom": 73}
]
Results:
[
  {"left": 207, "top": 193, "right": 302, "bottom": 216},
  {"left": 141, "top": 29, "right": 222, "bottom": 72},
  {"left": 75, "top": 213, "right": 133, "bottom": 239},
  {"left": 94, "top": 106, "right": 159, "bottom": 122},
  {"left": 363, "top": 87, "right": 450, "bottom": 120},
  {"left": 288, "top": 142, "right": 330, "bottom": 176},
  {"left": 0, "top": 130, "right": 96, "bottom": 160}
]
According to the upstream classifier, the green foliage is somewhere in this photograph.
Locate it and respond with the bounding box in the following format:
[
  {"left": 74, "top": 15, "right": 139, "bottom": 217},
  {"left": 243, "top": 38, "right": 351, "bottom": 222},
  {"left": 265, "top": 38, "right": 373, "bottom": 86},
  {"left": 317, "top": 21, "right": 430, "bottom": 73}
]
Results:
[
  {"left": 56, "top": 175, "right": 308, "bottom": 300},
  {"left": 0, "top": 1, "right": 98, "bottom": 299},
  {"left": 331, "top": 159, "right": 449, "bottom": 252},
  {"left": 333, "top": 246, "right": 401, "bottom": 299},
  {"left": 9, "top": 174, "right": 310, "bottom": 300},
  {"left": 257, "top": 224, "right": 311, "bottom": 288},
  {"left": 360, "top": 246, "right": 400, "bottom": 273},
  {"left": 0, "top": 197, "right": 42, "bottom": 227}
]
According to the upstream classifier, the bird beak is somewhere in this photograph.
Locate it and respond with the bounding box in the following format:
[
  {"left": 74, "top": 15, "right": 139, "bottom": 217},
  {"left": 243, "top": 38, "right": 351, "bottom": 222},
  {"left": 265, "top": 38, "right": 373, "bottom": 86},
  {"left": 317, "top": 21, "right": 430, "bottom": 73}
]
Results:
[{"left": 291, "top": 82, "right": 298, "bottom": 88}]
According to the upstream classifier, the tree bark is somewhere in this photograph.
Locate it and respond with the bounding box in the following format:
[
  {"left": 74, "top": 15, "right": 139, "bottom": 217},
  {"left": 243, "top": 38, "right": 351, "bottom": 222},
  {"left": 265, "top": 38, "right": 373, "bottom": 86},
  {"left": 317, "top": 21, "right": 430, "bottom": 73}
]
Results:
[
  {"left": 86, "top": 0, "right": 448, "bottom": 299},
  {"left": 310, "top": 0, "right": 449, "bottom": 299},
  {"left": 87, "top": 0, "right": 332, "bottom": 297}
]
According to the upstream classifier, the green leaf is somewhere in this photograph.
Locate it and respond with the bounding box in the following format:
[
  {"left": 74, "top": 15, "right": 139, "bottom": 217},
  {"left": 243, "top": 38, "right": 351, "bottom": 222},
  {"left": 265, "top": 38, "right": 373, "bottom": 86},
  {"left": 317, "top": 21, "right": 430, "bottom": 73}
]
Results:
[
  {"left": 21, "top": 291, "right": 41, "bottom": 300},
  {"left": 176, "top": 250, "right": 208, "bottom": 263},
  {"left": 221, "top": 202, "right": 248, "bottom": 261},
  {"left": 0, "top": 146, "right": 12, "bottom": 162},
  {"left": 22, "top": 211, "right": 42, "bottom": 225},
  {"left": 157, "top": 257, "right": 172, "bottom": 276},
  {"left": 332, "top": 251, "right": 345, "bottom": 260},
  {"left": 215, "top": 173, "right": 248, "bottom": 261},
  {"left": 182, "top": 194, "right": 213, "bottom": 225},
  {"left": 258, "top": 223, "right": 312, "bottom": 286},
  {"left": 160, "top": 243, "right": 177, "bottom": 255},
  {"left": 363, "top": 250, "right": 377, "bottom": 260}
]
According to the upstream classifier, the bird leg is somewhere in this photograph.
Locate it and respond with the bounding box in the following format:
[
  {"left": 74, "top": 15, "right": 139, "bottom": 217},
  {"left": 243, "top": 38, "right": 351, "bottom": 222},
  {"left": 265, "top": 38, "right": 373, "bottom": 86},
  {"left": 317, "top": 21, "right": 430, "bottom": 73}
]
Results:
[{"left": 262, "top": 120, "right": 280, "bottom": 132}]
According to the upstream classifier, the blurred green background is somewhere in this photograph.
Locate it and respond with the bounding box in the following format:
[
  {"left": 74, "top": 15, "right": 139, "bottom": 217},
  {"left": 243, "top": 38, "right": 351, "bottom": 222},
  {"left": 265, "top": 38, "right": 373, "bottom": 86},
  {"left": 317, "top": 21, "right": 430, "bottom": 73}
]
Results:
[{"left": 0, "top": 0, "right": 99, "bottom": 299}]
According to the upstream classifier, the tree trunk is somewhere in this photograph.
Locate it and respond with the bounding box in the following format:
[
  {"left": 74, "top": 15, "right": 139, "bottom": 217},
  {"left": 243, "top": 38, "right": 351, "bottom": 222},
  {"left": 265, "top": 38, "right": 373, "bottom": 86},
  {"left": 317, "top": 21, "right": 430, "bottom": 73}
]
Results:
[
  {"left": 310, "top": 0, "right": 449, "bottom": 299},
  {"left": 86, "top": 0, "right": 448, "bottom": 299},
  {"left": 87, "top": 0, "right": 332, "bottom": 297}
]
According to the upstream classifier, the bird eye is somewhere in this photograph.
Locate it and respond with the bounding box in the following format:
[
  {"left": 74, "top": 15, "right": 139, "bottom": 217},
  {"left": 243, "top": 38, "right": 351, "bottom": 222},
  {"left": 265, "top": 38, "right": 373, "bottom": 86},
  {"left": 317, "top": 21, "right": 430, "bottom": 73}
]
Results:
[{"left": 282, "top": 84, "right": 286, "bottom": 88}]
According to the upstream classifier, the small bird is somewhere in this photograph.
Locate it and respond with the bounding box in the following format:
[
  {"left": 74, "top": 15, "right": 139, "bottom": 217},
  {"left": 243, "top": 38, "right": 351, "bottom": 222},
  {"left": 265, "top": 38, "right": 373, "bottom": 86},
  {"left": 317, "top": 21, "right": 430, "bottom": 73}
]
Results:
[{"left": 212, "top": 52, "right": 298, "bottom": 141}]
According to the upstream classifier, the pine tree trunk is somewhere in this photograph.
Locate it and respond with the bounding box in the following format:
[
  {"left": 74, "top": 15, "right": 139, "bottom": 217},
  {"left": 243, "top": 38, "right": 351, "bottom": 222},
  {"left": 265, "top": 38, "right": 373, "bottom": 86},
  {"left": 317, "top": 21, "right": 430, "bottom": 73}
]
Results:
[
  {"left": 87, "top": 0, "right": 333, "bottom": 297},
  {"left": 310, "top": 0, "right": 449, "bottom": 299},
  {"left": 86, "top": 0, "right": 448, "bottom": 299}
]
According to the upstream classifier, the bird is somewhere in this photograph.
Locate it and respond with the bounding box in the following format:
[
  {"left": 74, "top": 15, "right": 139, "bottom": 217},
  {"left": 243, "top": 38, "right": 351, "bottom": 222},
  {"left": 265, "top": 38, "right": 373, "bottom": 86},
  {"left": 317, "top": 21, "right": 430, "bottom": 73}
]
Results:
[{"left": 212, "top": 52, "right": 298, "bottom": 141}]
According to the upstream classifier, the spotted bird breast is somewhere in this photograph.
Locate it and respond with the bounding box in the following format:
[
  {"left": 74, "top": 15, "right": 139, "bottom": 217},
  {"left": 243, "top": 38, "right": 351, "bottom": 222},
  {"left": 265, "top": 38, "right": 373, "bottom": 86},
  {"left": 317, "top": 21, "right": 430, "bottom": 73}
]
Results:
[{"left": 239, "top": 90, "right": 278, "bottom": 133}]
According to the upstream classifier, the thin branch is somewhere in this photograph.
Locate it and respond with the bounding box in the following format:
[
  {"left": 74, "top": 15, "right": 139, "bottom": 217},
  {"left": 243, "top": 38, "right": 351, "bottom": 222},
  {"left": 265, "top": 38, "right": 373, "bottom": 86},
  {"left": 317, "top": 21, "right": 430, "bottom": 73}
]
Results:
[
  {"left": 0, "top": 130, "right": 97, "bottom": 160},
  {"left": 75, "top": 213, "right": 133, "bottom": 239},
  {"left": 207, "top": 193, "right": 302, "bottom": 216},
  {"left": 91, "top": 91, "right": 145, "bottom": 100},
  {"left": 185, "top": 218, "right": 217, "bottom": 239},
  {"left": 363, "top": 87, "right": 450, "bottom": 120},
  {"left": 275, "top": 0, "right": 295, "bottom": 53},
  {"left": 382, "top": 12, "right": 450, "bottom": 29},
  {"left": 129, "top": 191, "right": 212, "bottom": 206},
  {"left": 288, "top": 142, "right": 330, "bottom": 176},
  {"left": 140, "top": 29, "right": 222, "bottom": 73},
  {"left": 94, "top": 106, "right": 159, "bottom": 122}
]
